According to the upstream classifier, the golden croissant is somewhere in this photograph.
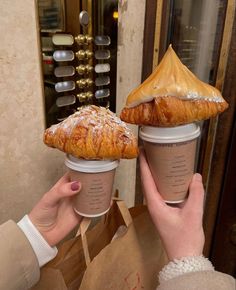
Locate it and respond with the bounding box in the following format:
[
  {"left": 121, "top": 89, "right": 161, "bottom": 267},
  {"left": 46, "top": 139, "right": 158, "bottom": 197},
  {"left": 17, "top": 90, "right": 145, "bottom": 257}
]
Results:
[
  {"left": 120, "top": 45, "right": 228, "bottom": 127},
  {"left": 44, "top": 105, "right": 138, "bottom": 159}
]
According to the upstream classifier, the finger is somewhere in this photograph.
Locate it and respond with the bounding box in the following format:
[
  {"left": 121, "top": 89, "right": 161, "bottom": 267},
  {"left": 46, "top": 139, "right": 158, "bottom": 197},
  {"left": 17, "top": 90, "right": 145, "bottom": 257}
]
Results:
[
  {"left": 184, "top": 173, "right": 205, "bottom": 214},
  {"left": 44, "top": 180, "right": 81, "bottom": 207},
  {"left": 54, "top": 172, "right": 70, "bottom": 187},
  {"left": 139, "top": 149, "right": 166, "bottom": 210}
]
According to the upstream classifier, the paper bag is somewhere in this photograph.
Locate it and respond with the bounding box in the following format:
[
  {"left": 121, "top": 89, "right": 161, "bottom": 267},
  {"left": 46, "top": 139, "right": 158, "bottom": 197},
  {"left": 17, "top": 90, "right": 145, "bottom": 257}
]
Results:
[
  {"left": 32, "top": 200, "right": 168, "bottom": 290},
  {"left": 80, "top": 202, "right": 168, "bottom": 290}
]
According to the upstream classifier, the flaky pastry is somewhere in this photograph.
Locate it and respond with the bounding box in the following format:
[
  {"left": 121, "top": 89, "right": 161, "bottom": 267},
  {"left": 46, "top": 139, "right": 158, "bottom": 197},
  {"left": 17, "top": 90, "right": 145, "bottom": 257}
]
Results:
[
  {"left": 120, "top": 45, "right": 228, "bottom": 126},
  {"left": 44, "top": 105, "right": 138, "bottom": 160}
]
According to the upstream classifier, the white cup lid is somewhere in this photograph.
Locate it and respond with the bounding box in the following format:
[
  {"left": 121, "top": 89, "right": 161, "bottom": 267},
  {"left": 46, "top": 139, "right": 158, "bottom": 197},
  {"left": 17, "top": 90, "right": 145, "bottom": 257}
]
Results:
[
  {"left": 139, "top": 123, "right": 200, "bottom": 143},
  {"left": 65, "top": 155, "right": 119, "bottom": 173}
]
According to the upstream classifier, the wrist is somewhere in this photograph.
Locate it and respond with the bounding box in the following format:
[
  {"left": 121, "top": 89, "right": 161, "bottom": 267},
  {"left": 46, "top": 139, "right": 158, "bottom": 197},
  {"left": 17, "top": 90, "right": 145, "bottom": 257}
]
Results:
[
  {"left": 28, "top": 212, "right": 54, "bottom": 246},
  {"left": 165, "top": 238, "right": 204, "bottom": 261},
  {"left": 167, "top": 249, "right": 203, "bottom": 261}
]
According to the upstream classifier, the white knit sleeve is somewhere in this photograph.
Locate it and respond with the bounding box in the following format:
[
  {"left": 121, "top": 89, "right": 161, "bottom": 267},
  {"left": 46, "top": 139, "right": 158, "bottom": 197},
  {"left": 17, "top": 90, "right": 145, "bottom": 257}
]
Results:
[
  {"left": 17, "top": 215, "right": 58, "bottom": 267},
  {"left": 159, "top": 255, "right": 214, "bottom": 283}
]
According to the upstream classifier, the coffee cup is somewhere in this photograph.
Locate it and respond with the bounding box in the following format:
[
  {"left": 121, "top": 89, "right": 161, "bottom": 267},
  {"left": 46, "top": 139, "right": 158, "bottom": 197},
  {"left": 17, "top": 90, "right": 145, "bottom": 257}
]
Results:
[
  {"left": 65, "top": 155, "right": 119, "bottom": 217},
  {"left": 139, "top": 123, "right": 201, "bottom": 203}
]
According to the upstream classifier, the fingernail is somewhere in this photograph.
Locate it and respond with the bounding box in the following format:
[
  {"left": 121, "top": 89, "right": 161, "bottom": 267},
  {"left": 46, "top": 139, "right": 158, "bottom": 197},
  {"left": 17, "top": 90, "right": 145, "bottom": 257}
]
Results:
[
  {"left": 71, "top": 181, "right": 80, "bottom": 191},
  {"left": 193, "top": 173, "right": 202, "bottom": 182}
]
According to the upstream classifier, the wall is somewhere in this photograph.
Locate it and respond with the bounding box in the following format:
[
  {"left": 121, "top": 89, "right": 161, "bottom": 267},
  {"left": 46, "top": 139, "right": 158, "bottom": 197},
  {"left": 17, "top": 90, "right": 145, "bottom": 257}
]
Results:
[
  {"left": 115, "top": 0, "right": 146, "bottom": 207},
  {"left": 0, "top": 0, "right": 65, "bottom": 224}
]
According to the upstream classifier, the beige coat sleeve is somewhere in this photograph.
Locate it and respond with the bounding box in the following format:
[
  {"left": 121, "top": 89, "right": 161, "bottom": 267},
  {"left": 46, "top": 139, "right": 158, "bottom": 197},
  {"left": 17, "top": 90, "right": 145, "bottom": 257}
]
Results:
[
  {"left": 157, "top": 270, "right": 235, "bottom": 290},
  {"left": 0, "top": 220, "right": 40, "bottom": 290}
]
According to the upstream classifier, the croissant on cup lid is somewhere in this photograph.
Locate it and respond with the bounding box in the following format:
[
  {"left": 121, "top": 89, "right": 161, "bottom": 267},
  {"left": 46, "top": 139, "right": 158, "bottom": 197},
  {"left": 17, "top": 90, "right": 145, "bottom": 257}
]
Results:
[
  {"left": 44, "top": 105, "right": 138, "bottom": 160},
  {"left": 120, "top": 45, "right": 228, "bottom": 127}
]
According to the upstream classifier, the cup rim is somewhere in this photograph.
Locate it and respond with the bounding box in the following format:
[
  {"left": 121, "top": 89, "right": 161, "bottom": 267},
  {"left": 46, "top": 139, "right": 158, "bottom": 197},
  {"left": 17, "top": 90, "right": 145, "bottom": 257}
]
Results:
[
  {"left": 73, "top": 206, "right": 110, "bottom": 217},
  {"left": 139, "top": 123, "right": 201, "bottom": 143},
  {"left": 65, "top": 154, "right": 119, "bottom": 173}
]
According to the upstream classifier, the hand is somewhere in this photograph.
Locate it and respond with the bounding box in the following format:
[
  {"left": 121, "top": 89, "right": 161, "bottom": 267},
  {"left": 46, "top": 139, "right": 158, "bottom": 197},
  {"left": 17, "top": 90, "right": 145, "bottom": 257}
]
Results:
[
  {"left": 29, "top": 173, "right": 82, "bottom": 246},
  {"left": 139, "top": 149, "right": 205, "bottom": 261}
]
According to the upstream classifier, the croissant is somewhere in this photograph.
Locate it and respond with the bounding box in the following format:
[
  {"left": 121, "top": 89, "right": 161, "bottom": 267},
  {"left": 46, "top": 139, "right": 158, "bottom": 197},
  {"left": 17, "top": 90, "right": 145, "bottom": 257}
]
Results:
[
  {"left": 120, "top": 45, "right": 228, "bottom": 127},
  {"left": 44, "top": 105, "right": 138, "bottom": 160}
]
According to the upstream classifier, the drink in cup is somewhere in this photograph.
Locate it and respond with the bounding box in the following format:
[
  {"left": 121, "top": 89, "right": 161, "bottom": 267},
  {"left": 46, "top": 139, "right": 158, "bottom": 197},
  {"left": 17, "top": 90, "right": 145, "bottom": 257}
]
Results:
[
  {"left": 65, "top": 155, "right": 119, "bottom": 217},
  {"left": 139, "top": 123, "right": 200, "bottom": 203}
]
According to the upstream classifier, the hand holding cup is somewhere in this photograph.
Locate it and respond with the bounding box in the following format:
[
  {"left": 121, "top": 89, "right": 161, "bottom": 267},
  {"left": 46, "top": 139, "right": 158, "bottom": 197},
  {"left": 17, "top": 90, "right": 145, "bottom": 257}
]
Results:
[
  {"left": 29, "top": 173, "right": 82, "bottom": 246},
  {"left": 139, "top": 149, "right": 205, "bottom": 261}
]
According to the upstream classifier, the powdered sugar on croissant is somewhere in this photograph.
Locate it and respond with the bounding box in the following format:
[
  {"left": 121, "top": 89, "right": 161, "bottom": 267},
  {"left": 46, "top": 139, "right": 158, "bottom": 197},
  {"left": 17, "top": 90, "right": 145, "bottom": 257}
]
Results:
[{"left": 44, "top": 105, "right": 138, "bottom": 160}]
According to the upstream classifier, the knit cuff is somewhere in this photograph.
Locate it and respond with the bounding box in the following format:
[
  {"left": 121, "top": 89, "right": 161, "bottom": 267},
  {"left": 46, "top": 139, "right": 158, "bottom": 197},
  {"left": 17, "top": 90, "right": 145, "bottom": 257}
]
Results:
[
  {"left": 159, "top": 255, "right": 214, "bottom": 283},
  {"left": 17, "top": 215, "right": 58, "bottom": 267}
]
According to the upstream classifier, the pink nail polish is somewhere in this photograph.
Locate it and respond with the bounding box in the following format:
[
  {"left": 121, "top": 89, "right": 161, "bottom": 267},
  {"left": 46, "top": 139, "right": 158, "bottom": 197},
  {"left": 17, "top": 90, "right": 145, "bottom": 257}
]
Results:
[{"left": 71, "top": 181, "right": 80, "bottom": 191}]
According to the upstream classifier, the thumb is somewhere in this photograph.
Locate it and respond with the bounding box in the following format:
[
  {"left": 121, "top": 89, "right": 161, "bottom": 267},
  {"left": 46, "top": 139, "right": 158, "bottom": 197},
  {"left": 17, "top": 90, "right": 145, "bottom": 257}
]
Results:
[
  {"left": 139, "top": 148, "right": 166, "bottom": 212},
  {"left": 185, "top": 173, "right": 205, "bottom": 215},
  {"left": 44, "top": 181, "right": 81, "bottom": 207}
]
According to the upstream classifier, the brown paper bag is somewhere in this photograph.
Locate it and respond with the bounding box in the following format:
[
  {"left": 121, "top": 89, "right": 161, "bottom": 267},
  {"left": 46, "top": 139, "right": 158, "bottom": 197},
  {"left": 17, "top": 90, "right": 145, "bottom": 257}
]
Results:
[{"left": 32, "top": 200, "right": 168, "bottom": 290}]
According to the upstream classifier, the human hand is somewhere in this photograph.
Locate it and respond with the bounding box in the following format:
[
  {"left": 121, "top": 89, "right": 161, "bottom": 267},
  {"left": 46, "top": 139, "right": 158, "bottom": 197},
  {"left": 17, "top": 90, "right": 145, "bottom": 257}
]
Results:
[
  {"left": 139, "top": 149, "right": 205, "bottom": 261},
  {"left": 29, "top": 173, "right": 82, "bottom": 246}
]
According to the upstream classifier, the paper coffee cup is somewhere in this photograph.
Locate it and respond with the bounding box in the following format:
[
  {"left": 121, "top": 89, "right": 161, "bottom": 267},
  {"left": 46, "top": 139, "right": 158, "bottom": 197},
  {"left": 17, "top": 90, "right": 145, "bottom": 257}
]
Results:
[
  {"left": 139, "top": 124, "right": 201, "bottom": 203},
  {"left": 65, "top": 155, "right": 119, "bottom": 217}
]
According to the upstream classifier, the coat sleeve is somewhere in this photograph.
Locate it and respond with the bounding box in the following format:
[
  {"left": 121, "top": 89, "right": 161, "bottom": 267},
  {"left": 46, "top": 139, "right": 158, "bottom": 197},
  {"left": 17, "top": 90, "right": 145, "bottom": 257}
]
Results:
[
  {"left": 157, "top": 270, "right": 235, "bottom": 290},
  {"left": 0, "top": 220, "right": 40, "bottom": 290}
]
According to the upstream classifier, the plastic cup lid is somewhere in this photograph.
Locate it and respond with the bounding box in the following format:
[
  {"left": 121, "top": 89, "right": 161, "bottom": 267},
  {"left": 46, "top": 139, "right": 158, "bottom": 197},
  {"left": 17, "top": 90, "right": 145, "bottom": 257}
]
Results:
[
  {"left": 139, "top": 123, "right": 201, "bottom": 143},
  {"left": 65, "top": 155, "right": 119, "bottom": 173}
]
